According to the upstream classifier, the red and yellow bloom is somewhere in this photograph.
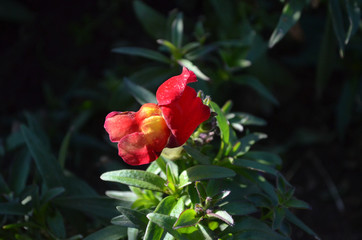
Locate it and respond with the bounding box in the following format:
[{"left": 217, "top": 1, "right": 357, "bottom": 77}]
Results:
[{"left": 104, "top": 67, "right": 210, "bottom": 165}]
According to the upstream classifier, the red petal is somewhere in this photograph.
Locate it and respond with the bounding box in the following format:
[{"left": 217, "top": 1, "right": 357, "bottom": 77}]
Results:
[
  {"left": 104, "top": 111, "right": 138, "bottom": 142},
  {"left": 160, "top": 86, "right": 210, "bottom": 147},
  {"left": 118, "top": 132, "right": 159, "bottom": 166},
  {"left": 156, "top": 67, "right": 197, "bottom": 105}
]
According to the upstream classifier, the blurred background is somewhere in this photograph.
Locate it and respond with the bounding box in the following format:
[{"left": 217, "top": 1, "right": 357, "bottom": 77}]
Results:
[{"left": 1, "top": 0, "right": 361, "bottom": 239}]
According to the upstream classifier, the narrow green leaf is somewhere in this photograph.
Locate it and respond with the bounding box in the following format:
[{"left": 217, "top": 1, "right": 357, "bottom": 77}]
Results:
[
  {"left": 235, "top": 132, "right": 268, "bottom": 156},
  {"left": 206, "top": 210, "right": 234, "bottom": 226},
  {"left": 0, "top": 174, "right": 10, "bottom": 194},
  {"left": 173, "top": 209, "right": 202, "bottom": 229},
  {"left": 9, "top": 149, "right": 31, "bottom": 194},
  {"left": 233, "top": 159, "right": 278, "bottom": 175},
  {"left": 185, "top": 45, "right": 217, "bottom": 61},
  {"left": 269, "top": 0, "right": 305, "bottom": 48},
  {"left": 147, "top": 213, "right": 186, "bottom": 240},
  {"left": 128, "top": 228, "right": 139, "bottom": 240},
  {"left": 21, "top": 125, "right": 64, "bottom": 188},
  {"left": 58, "top": 131, "right": 72, "bottom": 169},
  {"left": 146, "top": 161, "right": 162, "bottom": 175},
  {"left": 250, "top": 174, "right": 278, "bottom": 206},
  {"left": 329, "top": 0, "right": 346, "bottom": 57},
  {"left": 170, "top": 197, "right": 185, "bottom": 218},
  {"left": 124, "top": 77, "right": 157, "bottom": 105},
  {"left": 182, "top": 42, "right": 200, "bottom": 54},
  {"left": 178, "top": 59, "right": 210, "bottom": 81},
  {"left": 272, "top": 207, "right": 285, "bottom": 230},
  {"left": 111, "top": 215, "right": 137, "bottom": 228},
  {"left": 144, "top": 196, "right": 177, "bottom": 240},
  {"left": 179, "top": 165, "right": 236, "bottom": 188},
  {"left": 84, "top": 226, "right": 127, "bottom": 240},
  {"left": 233, "top": 75, "right": 279, "bottom": 105},
  {"left": 6, "top": 130, "right": 25, "bottom": 151},
  {"left": 112, "top": 47, "right": 170, "bottom": 64},
  {"left": 133, "top": 0, "right": 167, "bottom": 39},
  {"left": 172, "top": 13, "right": 183, "bottom": 48},
  {"left": 117, "top": 206, "right": 149, "bottom": 229},
  {"left": 222, "top": 200, "right": 258, "bottom": 216},
  {"left": 0, "top": 202, "right": 30, "bottom": 215},
  {"left": 106, "top": 191, "right": 138, "bottom": 202},
  {"left": 345, "top": 0, "right": 361, "bottom": 44},
  {"left": 183, "top": 145, "right": 211, "bottom": 165},
  {"left": 243, "top": 151, "right": 282, "bottom": 166},
  {"left": 41, "top": 187, "right": 65, "bottom": 204},
  {"left": 210, "top": 101, "right": 230, "bottom": 144},
  {"left": 53, "top": 197, "right": 120, "bottom": 219},
  {"left": 285, "top": 197, "right": 311, "bottom": 209},
  {"left": 47, "top": 210, "right": 66, "bottom": 239},
  {"left": 285, "top": 209, "right": 320, "bottom": 239},
  {"left": 101, "top": 170, "right": 167, "bottom": 192},
  {"left": 227, "top": 112, "right": 267, "bottom": 127}
]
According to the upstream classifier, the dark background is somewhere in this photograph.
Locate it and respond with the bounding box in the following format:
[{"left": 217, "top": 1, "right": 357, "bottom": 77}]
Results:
[{"left": 1, "top": 0, "right": 361, "bottom": 239}]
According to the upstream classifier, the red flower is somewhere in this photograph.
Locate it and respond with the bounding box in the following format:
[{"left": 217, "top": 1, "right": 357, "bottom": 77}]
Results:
[{"left": 104, "top": 67, "right": 210, "bottom": 165}]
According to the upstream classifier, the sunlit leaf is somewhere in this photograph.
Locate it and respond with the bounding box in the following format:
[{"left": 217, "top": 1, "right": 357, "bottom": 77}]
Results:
[
  {"left": 179, "top": 165, "right": 236, "bottom": 188},
  {"left": 101, "top": 170, "right": 167, "bottom": 193},
  {"left": 269, "top": 0, "right": 305, "bottom": 48},
  {"left": 178, "top": 59, "right": 210, "bottom": 81}
]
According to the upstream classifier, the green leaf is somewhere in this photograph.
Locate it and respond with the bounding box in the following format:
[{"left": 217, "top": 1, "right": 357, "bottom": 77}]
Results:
[
  {"left": 233, "top": 159, "right": 278, "bottom": 175},
  {"left": 58, "top": 131, "right": 72, "bottom": 169},
  {"left": 227, "top": 112, "right": 267, "bottom": 127},
  {"left": 47, "top": 210, "right": 66, "bottom": 239},
  {"left": 106, "top": 191, "right": 138, "bottom": 202},
  {"left": 0, "top": 202, "right": 30, "bottom": 215},
  {"left": 144, "top": 196, "right": 177, "bottom": 240},
  {"left": 272, "top": 207, "right": 285, "bottom": 230},
  {"left": 179, "top": 165, "right": 236, "bottom": 188},
  {"left": 345, "top": 0, "right": 361, "bottom": 44},
  {"left": 112, "top": 47, "right": 170, "bottom": 64},
  {"left": 329, "top": 0, "right": 346, "bottom": 57},
  {"left": 84, "top": 226, "right": 127, "bottom": 240},
  {"left": 41, "top": 187, "right": 65, "bottom": 204},
  {"left": 6, "top": 130, "right": 25, "bottom": 151},
  {"left": 285, "top": 209, "right": 320, "bottom": 239},
  {"left": 9, "top": 149, "right": 31, "bottom": 194},
  {"left": 183, "top": 145, "right": 211, "bottom": 165},
  {"left": 269, "top": 0, "right": 305, "bottom": 48},
  {"left": 206, "top": 210, "right": 234, "bottom": 226},
  {"left": 185, "top": 45, "right": 217, "bottom": 61},
  {"left": 250, "top": 174, "right": 278, "bottom": 206},
  {"left": 0, "top": 174, "right": 10, "bottom": 194},
  {"left": 171, "top": 13, "right": 183, "bottom": 48},
  {"left": 222, "top": 200, "right": 258, "bottom": 216},
  {"left": 111, "top": 215, "right": 137, "bottom": 228},
  {"left": 178, "top": 59, "right": 210, "bottom": 81},
  {"left": 229, "top": 216, "right": 290, "bottom": 240},
  {"left": 53, "top": 197, "right": 120, "bottom": 219},
  {"left": 101, "top": 170, "right": 167, "bottom": 192},
  {"left": 147, "top": 213, "right": 186, "bottom": 240},
  {"left": 116, "top": 206, "right": 149, "bottom": 229},
  {"left": 233, "top": 75, "right": 279, "bottom": 105},
  {"left": 243, "top": 151, "right": 282, "bottom": 166},
  {"left": 195, "top": 182, "right": 207, "bottom": 202},
  {"left": 124, "top": 77, "right": 157, "bottom": 105},
  {"left": 210, "top": 101, "right": 230, "bottom": 144},
  {"left": 284, "top": 197, "right": 310, "bottom": 209},
  {"left": 173, "top": 209, "right": 202, "bottom": 229},
  {"left": 133, "top": 0, "right": 166, "bottom": 39},
  {"left": 235, "top": 132, "right": 268, "bottom": 156},
  {"left": 128, "top": 228, "right": 139, "bottom": 240},
  {"left": 21, "top": 125, "right": 64, "bottom": 188},
  {"left": 170, "top": 197, "right": 185, "bottom": 218}
]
